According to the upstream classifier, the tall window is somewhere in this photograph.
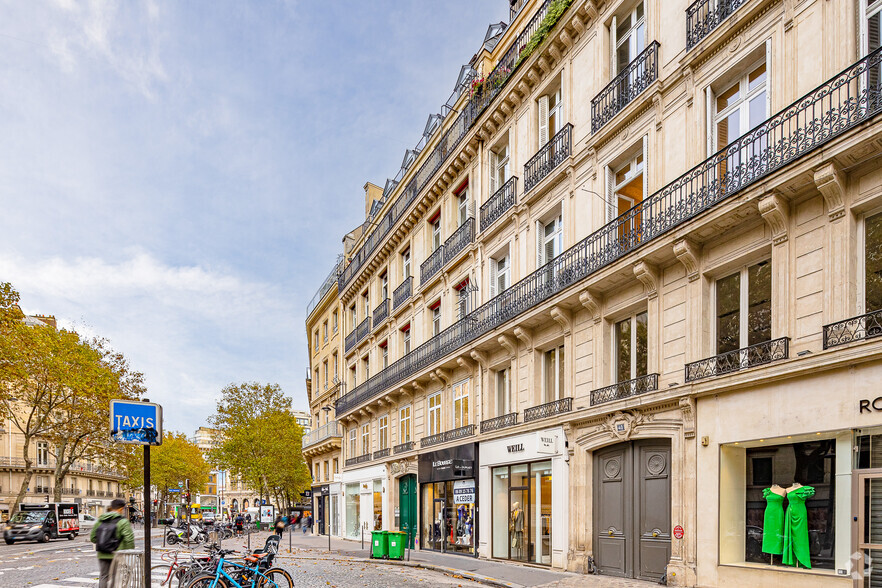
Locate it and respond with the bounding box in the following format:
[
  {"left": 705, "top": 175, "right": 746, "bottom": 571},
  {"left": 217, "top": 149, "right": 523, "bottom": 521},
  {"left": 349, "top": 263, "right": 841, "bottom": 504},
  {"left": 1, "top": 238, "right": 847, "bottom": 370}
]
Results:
[
  {"left": 453, "top": 379, "right": 470, "bottom": 429},
  {"left": 349, "top": 364, "right": 356, "bottom": 388},
  {"left": 428, "top": 392, "right": 442, "bottom": 436},
  {"left": 323, "top": 321, "right": 328, "bottom": 343},
  {"left": 496, "top": 367, "right": 511, "bottom": 415},
  {"left": 349, "top": 428, "right": 357, "bottom": 457},
  {"left": 381, "top": 342, "right": 389, "bottom": 369},
  {"left": 489, "top": 254, "right": 510, "bottom": 296},
  {"left": 333, "top": 310, "right": 338, "bottom": 333},
  {"left": 431, "top": 216, "right": 442, "bottom": 251},
  {"left": 349, "top": 304, "right": 357, "bottom": 330},
  {"left": 399, "top": 405, "right": 411, "bottom": 443},
  {"left": 362, "top": 356, "right": 370, "bottom": 381},
  {"left": 361, "top": 423, "right": 370, "bottom": 455},
  {"left": 37, "top": 441, "right": 49, "bottom": 467},
  {"left": 538, "top": 215, "right": 563, "bottom": 267},
  {"left": 457, "top": 189, "right": 469, "bottom": 226},
  {"left": 380, "top": 272, "right": 388, "bottom": 300},
  {"left": 543, "top": 346, "right": 565, "bottom": 402},
  {"left": 333, "top": 458, "right": 339, "bottom": 474},
  {"left": 538, "top": 87, "right": 563, "bottom": 147},
  {"left": 314, "top": 330, "right": 319, "bottom": 351},
  {"left": 362, "top": 291, "right": 370, "bottom": 320},
  {"left": 613, "top": 2, "right": 645, "bottom": 76},
  {"left": 863, "top": 0, "right": 882, "bottom": 56},
  {"left": 401, "top": 324, "right": 411, "bottom": 355},
  {"left": 609, "top": 150, "right": 645, "bottom": 225},
  {"left": 865, "top": 211, "right": 882, "bottom": 312},
  {"left": 402, "top": 248, "right": 411, "bottom": 279},
  {"left": 324, "top": 461, "right": 330, "bottom": 481},
  {"left": 716, "top": 261, "right": 772, "bottom": 353},
  {"left": 615, "top": 312, "right": 648, "bottom": 382},
  {"left": 333, "top": 352, "right": 338, "bottom": 382},
  {"left": 314, "top": 464, "right": 320, "bottom": 481},
  {"left": 490, "top": 143, "right": 510, "bottom": 195},
  {"left": 714, "top": 60, "right": 768, "bottom": 176},
  {"left": 323, "top": 361, "right": 328, "bottom": 390},
  {"left": 431, "top": 303, "right": 442, "bottom": 336},
  {"left": 378, "top": 415, "right": 388, "bottom": 450}
]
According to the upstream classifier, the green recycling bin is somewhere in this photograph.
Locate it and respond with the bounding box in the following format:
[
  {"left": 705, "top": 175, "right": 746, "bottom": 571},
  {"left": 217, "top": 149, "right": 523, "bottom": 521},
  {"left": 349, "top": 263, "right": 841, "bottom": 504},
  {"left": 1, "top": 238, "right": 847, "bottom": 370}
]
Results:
[
  {"left": 371, "top": 530, "right": 389, "bottom": 559},
  {"left": 387, "top": 531, "right": 407, "bottom": 560}
]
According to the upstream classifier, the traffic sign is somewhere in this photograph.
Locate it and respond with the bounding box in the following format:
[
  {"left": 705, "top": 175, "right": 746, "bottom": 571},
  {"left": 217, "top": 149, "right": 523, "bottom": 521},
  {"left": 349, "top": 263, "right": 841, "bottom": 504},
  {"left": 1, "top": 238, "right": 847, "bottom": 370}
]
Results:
[
  {"left": 110, "top": 400, "right": 163, "bottom": 445},
  {"left": 168, "top": 489, "right": 181, "bottom": 493},
  {"left": 178, "top": 481, "right": 183, "bottom": 488}
]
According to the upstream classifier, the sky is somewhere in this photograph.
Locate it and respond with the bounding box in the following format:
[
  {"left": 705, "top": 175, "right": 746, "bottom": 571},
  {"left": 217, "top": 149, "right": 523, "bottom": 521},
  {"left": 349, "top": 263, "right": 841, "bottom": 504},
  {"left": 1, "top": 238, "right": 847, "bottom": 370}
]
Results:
[{"left": 0, "top": 0, "right": 508, "bottom": 434}]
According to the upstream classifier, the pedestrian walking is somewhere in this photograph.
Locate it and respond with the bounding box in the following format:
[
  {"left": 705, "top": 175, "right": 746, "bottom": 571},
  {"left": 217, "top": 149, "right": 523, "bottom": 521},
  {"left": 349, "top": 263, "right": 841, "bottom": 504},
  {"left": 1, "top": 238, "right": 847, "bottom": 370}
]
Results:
[
  {"left": 235, "top": 513, "right": 244, "bottom": 537},
  {"left": 274, "top": 515, "right": 285, "bottom": 536},
  {"left": 90, "top": 498, "right": 135, "bottom": 588},
  {"left": 302, "top": 513, "right": 312, "bottom": 535}
]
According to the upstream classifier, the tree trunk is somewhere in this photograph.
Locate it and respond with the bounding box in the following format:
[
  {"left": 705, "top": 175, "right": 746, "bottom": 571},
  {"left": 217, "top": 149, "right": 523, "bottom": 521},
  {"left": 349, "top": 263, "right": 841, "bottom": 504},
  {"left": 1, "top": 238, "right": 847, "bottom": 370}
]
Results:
[{"left": 12, "top": 436, "right": 34, "bottom": 514}]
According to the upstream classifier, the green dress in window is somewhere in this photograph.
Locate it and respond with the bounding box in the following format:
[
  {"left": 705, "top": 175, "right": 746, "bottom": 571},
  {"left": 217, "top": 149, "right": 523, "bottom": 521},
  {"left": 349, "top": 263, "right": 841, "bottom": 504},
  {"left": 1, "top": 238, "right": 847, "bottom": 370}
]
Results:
[
  {"left": 761, "top": 488, "right": 785, "bottom": 555},
  {"left": 782, "top": 485, "right": 815, "bottom": 568}
]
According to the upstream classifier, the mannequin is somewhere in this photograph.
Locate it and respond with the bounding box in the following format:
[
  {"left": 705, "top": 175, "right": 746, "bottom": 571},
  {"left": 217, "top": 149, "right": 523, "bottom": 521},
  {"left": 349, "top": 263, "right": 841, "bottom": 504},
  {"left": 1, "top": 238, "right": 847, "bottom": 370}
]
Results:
[
  {"left": 510, "top": 501, "right": 524, "bottom": 556},
  {"left": 783, "top": 483, "right": 815, "bottom": 569},
  {"left": 761, "top": 484, "right": 787, "bottom": 562}
]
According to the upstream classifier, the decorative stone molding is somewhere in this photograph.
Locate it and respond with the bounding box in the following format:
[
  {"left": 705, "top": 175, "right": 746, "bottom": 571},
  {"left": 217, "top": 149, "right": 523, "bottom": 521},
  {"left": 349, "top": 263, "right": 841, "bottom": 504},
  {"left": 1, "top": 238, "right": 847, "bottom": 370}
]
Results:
[
  {"left": 569, "top": 15, "right": 585, "bottom": 35},
  {"left": 599, "top": 410, "right": 650, "bottom": 442},
  {"left": 673, "top": 238, "right": 700, "bottom": 282},
  {"left": 433, "top": 368, "right": 450, "bottom": 386},
  {"left": 758, "top": 193, "right": 789, "bottom": 245},
  {"left": 633, "top": 261, "right": 660, "bottom": 300},
  {"left": 498, "top": 334, "right": 517, "bottom": 358},
  {"left": 550, "top": 305, "right": 572, "bottom": 335},
  {"left": 456, "top": 356, "right": 474, "bottom": 372},
  {"left": 411, "top": 381, "right": 424, "bottom": 395},
  {"left": 513, "top": 326, "right": 533, "bottom": 350},
  {"left": 679, "top": 397, "right": 696, "bottom": 439},
  {"left": 813, "top": 161, "right": 845, "bottom": 219},
  {"left": 579, "top": 290, "right": 602, "bottom": 323},
  {"left": 559, "top": 30, "right": 573, "bottom": 49},
  {"left": 469, "top": 350, "right": 487, "bottom": 370},
  {"left": 398, "top": 387, "right": 412, "bottom": 403},
  {"left": 492, "top": 112, "right": 505, "bottom": 127}
]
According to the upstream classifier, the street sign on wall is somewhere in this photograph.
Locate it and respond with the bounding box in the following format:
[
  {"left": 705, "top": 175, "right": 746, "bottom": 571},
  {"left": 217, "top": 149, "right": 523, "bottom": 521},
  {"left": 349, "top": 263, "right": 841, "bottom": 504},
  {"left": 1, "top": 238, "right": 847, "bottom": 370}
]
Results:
[{"left": 110, "top": 400, "right": 163, "bottom": 445}]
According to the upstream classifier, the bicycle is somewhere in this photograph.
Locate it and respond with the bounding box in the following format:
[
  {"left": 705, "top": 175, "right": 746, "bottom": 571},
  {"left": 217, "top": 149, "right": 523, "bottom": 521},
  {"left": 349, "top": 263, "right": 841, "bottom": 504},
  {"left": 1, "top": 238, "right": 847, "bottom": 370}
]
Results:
[
  {"left": 151, "top": 548, "right": 215, "bottom": 587},
  {"left": 185, "top": 548, "right": 293, "bottom": 588}
]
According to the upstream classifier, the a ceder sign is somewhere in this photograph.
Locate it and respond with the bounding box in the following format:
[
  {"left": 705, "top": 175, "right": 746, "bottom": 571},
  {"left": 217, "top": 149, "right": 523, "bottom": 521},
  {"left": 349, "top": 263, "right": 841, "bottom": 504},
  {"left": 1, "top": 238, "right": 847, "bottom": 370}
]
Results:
[{"left": 860, "top": 398, "right": 882, "bottom": 413}]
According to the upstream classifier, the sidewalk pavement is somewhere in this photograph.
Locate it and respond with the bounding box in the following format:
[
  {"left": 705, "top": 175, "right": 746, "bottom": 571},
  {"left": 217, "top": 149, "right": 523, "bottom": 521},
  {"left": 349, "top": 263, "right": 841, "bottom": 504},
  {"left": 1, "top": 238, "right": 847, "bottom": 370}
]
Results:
[{"left": 220, "top": 529, "right": 661, "bottom": 588}]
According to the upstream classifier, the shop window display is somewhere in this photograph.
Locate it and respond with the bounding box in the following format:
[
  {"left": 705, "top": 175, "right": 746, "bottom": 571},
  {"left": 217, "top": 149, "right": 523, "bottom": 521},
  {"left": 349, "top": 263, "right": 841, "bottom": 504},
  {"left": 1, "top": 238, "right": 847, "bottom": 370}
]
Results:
[
  {"left": 491, "top": 460, "right": 552, "bottom": 565},
  {"left": 744, "top": 440, "right": 835, "bottom": 569},
  {"left": 345, "top": 483, "right": 360, "bottom": 539},
  {"left": 420, "top": 480, "right": 475, "bottom": 554}
]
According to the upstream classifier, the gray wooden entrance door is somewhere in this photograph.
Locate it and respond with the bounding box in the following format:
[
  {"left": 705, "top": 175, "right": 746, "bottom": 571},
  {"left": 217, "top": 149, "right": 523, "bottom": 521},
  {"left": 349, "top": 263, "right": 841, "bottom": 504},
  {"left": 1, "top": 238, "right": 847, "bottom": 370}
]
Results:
[{"left": 594, "top": 439, "right": 671, "bottom": 581}]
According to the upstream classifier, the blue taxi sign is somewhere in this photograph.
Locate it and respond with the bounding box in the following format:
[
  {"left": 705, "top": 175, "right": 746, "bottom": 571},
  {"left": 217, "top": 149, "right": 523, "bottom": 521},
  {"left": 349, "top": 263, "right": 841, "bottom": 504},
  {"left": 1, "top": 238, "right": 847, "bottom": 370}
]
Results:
[{"left": 110, "top": 400, "right": 162, "bottom": 445}]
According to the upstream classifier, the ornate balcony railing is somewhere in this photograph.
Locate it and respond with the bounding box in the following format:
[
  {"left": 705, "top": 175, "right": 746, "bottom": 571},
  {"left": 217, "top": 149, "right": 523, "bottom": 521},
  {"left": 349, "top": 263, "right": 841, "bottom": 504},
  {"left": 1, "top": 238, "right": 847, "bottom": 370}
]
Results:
[
  {"left": 480, "top": 413, "right": 519, "bottom": 433},
  {"left": 686, "top": 0, "right": 749, "bottom": 49},
  {"left": 480, "top": 176, "right": 518, "bottom": 232},
  {"left": 591, "top": 374, "right": 659, "bottom": 405},
  {"left": 302, "top": 420, "right": 343, "bottom": 449},
  {"left": 524, "top": 124, "right": 572, "bottom": 192},
  {"left": 393, "top": 277, "right": 412, "bottom": 310},
  {"left": 345, "top": 454, "right": 372, "bottom": 467},
  {"left": 344, "top": 329, "right": 357, "bottom": 353},
  {"left": 307, "top": 255, "right": 344, "bottom": 319},
  {"left": 524, "top": 398, "right": 573, "bottom": 423},
  {"left": 336, "top": 48, "right": 882, "bottom": 417},
  {"left": 420, "top": 246, "right": 445, "bottom": 285},
  {"left": 421, "top": 432, "right": 446, "bottom": 448},
  {"left": 443, "top": 218, "right": 475, "bottom": 265},
  {"left": 394, "top": 441, "right": 415, "bottom": 454},
  {"left": 338, "top": 0, "right": 563, "bottom": 293},
  {"left": 591, "top": 41, "right": 660, "bottom": 133},
  {"left": 373, "top": 448, "right": 390, "bottom": 460},
  {"left": 823, "top": 310, "right": 882, "bottom": 349},
  {"left": 373, "top": 299, "right": 390, "bottom": 328},
  {"left": 62, "top": 488, "right": 82, "bottom": 496},
  {"left": 685, "top": 337, "right": 790, "bottom": 382},
  {"left": 34, "top": 486, "right": 50, "bottom": 494}
]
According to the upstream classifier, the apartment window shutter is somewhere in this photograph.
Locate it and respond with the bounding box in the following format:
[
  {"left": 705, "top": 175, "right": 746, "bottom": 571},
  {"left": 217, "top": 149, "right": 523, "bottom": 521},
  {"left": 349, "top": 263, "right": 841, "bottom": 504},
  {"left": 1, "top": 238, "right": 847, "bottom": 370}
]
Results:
[
  {"left": 489, "top": 259, "right": 498, "bottom": 297},
  {"left": 545, "top": 224, "right": 556, "bottom": 263},
  {"left": 705, "top": 86, "right": 714, "bottom": 157},
  {"left": 536, "top": 220, "right": 545, "bottom": 267},
  {"left": 765, "top": 39, "right": 772, "bottom": 115},
  {"left": 489, "top": 150, "right": 499, "bottom": 194},
  {"left": 642, "top": 134, "right": 649, "bottom": 205},
  {"left": 498, "top": 258, "right": 508, "bottom": 292},
  {"left": 538, "top": 95, "right": 549, "bottom": 147},
  {"left": 469, "top": 198, "right": 476, "bottom": 219},
  {"left": 610, "top": 16, "right": 618, "bottom": 75},
  {"left": 605, "top": 166, "right": 617, "bottom": 223}
]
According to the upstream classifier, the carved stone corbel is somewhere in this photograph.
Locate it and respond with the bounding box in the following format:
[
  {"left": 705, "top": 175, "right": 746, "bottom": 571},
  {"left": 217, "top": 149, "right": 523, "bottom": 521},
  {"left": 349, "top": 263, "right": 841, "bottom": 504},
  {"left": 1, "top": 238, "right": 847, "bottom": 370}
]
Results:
[
  {"left": 492, "top": 112, "right": 505, "bottom": 127},
  {"left": 469, "top": 349, "right": 488, "bottom": 370},
  {"left": 398, "top": 387, "right": 412, "bottom": 403},
  {"left": 672, "top": 237, "right": 700, "bottom": 282},
  {"left": 549, "top": 44, "right": 562, "bottom": 64},
  {"left": 536, "top": 56, "right": 549, "bottom": 76},
  {"left": 434, "top": 368, "right": 450, "bottom": 386},
  {"left": 507, "top": 91, "right": 522, "bottom": 109},
  {"left": 464, "top": 144, "right": 477, "bottom": 159},
  {"left": 579, "top": 290, "right": 602, "bottom": 323},
  {"left": 411, "top": 381, "right": 424, "bottom": 396},
  {"left": 758, "top": 193, "right": 789, "bottom": 245},
  {"left": 527, "top": 69, "right": 540, "bottom": 87},
  {"left": 550, "top": 305, "right": 572, "bottom": 335},
  {"left": 498, "top": 334, "right": 517, "bottom": 358},
  {"left": 813, "top": 161, "right": 845, "bottom": 220},
  {"left": 679, "top": 397, "right": 696, "bottom": 439},
  {"left": 559, "top": 30, "right": 573, "bottom": 49},
  {"left": 517, "top": 80, "right": 530, "bottom": 97},
  {"left": 500, "top": 102, "right": 512, "bottom": 118},
  {"left": 513, "top": 327, "right": 533, "bottom": 350},
  {"left": 456, "top": 356, "right": 474, "bottom": 372},
  {"left": 570, "top": 15, "right": 585, "bottom": 36},
  {"left": 633, "top": 261, "right": 659, "bottom": 300}
]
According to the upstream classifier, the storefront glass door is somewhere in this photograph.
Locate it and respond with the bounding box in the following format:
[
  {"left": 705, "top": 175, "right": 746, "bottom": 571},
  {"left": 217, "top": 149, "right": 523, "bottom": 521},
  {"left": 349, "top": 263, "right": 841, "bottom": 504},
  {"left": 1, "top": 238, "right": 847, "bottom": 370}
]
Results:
[
  {"left": 491, "top": 460, "right": 552, "bottom": 564},
  {"left": 857, "top": 471, "right": 882, "bottom": 587},
  {"left": 345, "top": 484, "right": 360, "bottom": 539},
  {"left": 420, "top": 481, "right": 476, "bottom": 554}
]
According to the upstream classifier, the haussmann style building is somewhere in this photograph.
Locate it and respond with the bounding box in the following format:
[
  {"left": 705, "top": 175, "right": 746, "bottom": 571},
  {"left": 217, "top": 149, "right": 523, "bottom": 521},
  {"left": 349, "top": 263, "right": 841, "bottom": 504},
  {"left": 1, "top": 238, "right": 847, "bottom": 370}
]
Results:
[{"left": 303, "top": 0, "right": 882, "bottom": 585}]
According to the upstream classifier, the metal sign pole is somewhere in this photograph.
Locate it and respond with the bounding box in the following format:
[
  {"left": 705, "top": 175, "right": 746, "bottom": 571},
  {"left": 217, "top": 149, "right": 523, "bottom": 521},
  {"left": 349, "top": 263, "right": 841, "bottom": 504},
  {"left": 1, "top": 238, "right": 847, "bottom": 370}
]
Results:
[{"left": 143, "top": 429, "right": 151, "bottom": 588}]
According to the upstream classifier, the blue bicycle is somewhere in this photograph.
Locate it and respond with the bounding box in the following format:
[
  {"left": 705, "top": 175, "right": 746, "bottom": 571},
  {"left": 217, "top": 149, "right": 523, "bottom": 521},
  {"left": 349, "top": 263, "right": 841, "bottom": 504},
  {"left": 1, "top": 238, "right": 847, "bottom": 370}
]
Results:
[{"left": 184, "top": 548, "right": 293, "bottom": 588}]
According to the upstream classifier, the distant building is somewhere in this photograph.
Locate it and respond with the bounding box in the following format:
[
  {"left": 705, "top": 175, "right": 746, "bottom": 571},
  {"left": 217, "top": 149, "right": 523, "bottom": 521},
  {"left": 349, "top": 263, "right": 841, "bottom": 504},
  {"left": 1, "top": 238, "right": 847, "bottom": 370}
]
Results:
[{"left": 292, "top": 410, "right": 311, "bottom": 435}]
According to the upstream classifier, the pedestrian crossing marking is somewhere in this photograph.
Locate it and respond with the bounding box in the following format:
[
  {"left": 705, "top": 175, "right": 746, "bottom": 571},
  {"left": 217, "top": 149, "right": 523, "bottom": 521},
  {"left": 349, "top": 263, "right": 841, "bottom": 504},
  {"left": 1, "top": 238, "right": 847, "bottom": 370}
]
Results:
[{"left": 63, "top": 578, "right": 99, "bottom": 583}]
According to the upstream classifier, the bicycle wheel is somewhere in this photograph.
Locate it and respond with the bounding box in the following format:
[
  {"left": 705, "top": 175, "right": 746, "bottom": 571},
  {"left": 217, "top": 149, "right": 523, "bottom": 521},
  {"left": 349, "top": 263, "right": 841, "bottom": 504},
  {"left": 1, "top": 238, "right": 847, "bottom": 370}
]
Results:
[
  {"left": 151, "top": 564, "right": 173, "bottom": 586},
  {"left": 185, "top": 573, "right": 229, "bottom": 588},
  {"left": 257, "top": 568, "right": 294, "bottom": 588}
]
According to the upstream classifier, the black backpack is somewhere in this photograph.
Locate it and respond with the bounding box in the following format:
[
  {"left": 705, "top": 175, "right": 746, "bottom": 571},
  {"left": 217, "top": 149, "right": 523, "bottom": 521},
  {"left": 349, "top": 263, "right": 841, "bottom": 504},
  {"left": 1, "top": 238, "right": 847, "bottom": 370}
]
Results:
[{"left": 95, "top": 518, "right": 122, "bottom": 554}]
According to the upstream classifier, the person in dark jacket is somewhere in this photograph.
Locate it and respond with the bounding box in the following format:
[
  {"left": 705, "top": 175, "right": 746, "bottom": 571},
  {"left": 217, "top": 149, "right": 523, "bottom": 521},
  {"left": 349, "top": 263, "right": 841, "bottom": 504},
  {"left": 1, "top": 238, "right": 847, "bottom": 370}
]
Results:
[{"left": 90, "top": 499, "right": 135, "bottom": 588}]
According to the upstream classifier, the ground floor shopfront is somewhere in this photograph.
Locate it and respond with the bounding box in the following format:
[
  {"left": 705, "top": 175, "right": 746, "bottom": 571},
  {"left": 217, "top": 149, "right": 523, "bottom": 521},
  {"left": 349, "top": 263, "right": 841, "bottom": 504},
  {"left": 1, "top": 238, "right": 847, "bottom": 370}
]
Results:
[
  {"left": 418, "top": 443, "right": 478, "bottom": 555},
  {"left": 478, "top": 427, "right": 568, "bottom": 569},
  {"left": 340, "top": 464, "right": 388, "bottom": 541}
]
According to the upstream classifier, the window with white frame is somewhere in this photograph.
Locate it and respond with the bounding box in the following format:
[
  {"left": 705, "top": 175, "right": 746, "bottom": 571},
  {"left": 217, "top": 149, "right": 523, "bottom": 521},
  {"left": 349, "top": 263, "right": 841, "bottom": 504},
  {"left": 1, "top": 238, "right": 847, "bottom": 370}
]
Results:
[
  {"left": 537, "top": 215, "right": 563, "bottom": 268},
  {"left": 538, "top": 85, "right": 563, "bottom": 147},
  {"left": 428, "top": 392, "right": 442, "bottom": 436},
  {"left": 402, "top": 248, "right": 411, "bottom": 280},
  {"left": 378, "top": 414, "right": 388, "bottom": 450},
  {"left": 349, "top": 304, "right": 357, "bottom": 330},
  {"left": 715, "top": 260, "right": 772, "bottom": 354},
  {"left": 496, "top": 367, "right": 511, "bottom": 415},
  {"left": 362, "top": 291, "right": 370, "bottom": 319},
  {"left": 489, "top": 253, "right": 510, "bottom": 297},
  {"left": 399, "top": 404, "right": 412, "bottom": 444},
  {"left": 314, "top": 330, "right": 319, "bottom": 351},
  {"left": 333, "top": 352, "right": 338, "bottom": 381},
  {"left": 333, "top": 310, "right": 338, "bottom": 333},
  {"left": 361, "top": 423, "right": 370, "bottom": 455},
  {"left": 607, "top": 146, "right": 646, "bottom": 225},
  {"left": 490, "top": 141, "right": 510, "bottom": 195},
  {"left": 37, "top": 441, "right": 49, "bottom": 467},
  {"left": 431, "top": 214, "right": 442, "bottom": 251},
  {"left": 430, "top": 301, "right": 441, "bottom": 336},
  {"left": 865, "top": 211, "right": 882, "bottom": 312},
  {"left": 362, "top": 355, "right": 370, "bottom": 382},
  {"left": 453, "top": 379, "right": 470, "bottom": 429},
  {"left": 401, "top": 324, "right": 411, "bottom": 355},
  {"left": 612, "top": 1, "right": 645, "bottom": 76},
  {"left": 543, "top": 345, "right": 565, "bottom": 402},
  {"left": 323, "top": 360, "right": 328, "bottom": 390},
  {"left": 863, "top": 0, "right": 882, "bottom": 56},
  {"left": 380, "top": 272, "right": 388, "bottom": 300},
  {"left": 457, "top": 189, "right": 469, "bottom": 226},
  {"left": 381, "top": 342, "right": 388, "bottom": 369},
  {"left": 333, "top": 458, "right": 339, "bottom": 474},
  {"left": 323, "top": 321, "right": 328, "bottom": 343},
  {"left": 324, "top": 461, "right": 330, "bottom": 481},
  {"left": 615, "top": 312, "right": 648, "bottom": 383},
  {"left": 349, "top": 364, "right": 357, "bottom": 388},
  {"left": 713, "top": 58, "right": 768, "bottom": 177},
  {"left": 349, "top": 428, "right": 357, "bottom": 457}
]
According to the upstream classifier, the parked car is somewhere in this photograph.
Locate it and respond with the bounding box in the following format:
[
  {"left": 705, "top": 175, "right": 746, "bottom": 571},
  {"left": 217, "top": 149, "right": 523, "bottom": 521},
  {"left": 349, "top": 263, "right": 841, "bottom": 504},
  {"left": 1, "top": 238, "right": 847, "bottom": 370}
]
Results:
[
  {"left": 4, "top": 503, "right": 79, "bottom": 544},
  {"left": 78, "top": 513, "right": 97, "bottom": 529}
]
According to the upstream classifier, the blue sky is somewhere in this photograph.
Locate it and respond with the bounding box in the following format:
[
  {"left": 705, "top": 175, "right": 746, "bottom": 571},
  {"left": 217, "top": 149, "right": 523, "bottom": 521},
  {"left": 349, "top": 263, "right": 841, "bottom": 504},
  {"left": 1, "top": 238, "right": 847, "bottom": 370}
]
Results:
[{"left": 0, "top": 0, "right": 507, "bottom": 434}]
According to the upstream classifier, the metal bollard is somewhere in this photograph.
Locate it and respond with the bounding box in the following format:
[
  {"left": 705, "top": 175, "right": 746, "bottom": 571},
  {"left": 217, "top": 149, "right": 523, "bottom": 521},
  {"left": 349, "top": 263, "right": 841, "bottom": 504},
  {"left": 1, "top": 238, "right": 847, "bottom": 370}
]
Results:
[
  {"left": 288, "top": 524, "right": 292, "bottom": 553},
  {"left": 109, "top": 549, "right": 144, "bottom": 588},
  {"left": 247, "top": 524, "right": 251, "bottom": 551}
]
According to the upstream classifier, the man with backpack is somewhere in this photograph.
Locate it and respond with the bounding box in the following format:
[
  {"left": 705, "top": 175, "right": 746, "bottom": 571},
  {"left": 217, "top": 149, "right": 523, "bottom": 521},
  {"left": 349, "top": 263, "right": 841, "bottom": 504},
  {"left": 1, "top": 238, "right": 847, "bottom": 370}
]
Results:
[{"left": 90, "top": 499, "right": 135, "bottom": 588}]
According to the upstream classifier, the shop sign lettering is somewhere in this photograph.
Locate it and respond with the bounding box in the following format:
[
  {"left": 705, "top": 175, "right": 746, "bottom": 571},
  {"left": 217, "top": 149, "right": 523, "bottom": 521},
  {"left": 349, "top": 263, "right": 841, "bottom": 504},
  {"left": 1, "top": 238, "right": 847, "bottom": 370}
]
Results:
[
  {"left": 507, "top": 443, "right": 524, "bottom": 453},
  {"left": 537, "top": 432, "right": 557, "bottom": 454},
  {"left": 453, "top": 479, "right": 475, "bottom": 504},
  {"left": 860, "top": 398, "right": 882, "bottom": 413},
  {"left": 433, "top": 459, "right": 453, "bottom": 468}
]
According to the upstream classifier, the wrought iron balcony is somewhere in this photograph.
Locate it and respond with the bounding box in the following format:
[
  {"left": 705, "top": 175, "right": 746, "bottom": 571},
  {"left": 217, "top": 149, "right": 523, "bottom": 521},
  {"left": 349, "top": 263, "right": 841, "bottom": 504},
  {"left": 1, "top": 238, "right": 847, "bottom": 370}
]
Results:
[
  {"left": 393, "top": 277, "right": 412, "bottom": 310},
  {"left": 345, "top": 317, "right": 371, "bottom": 354},
  {"left": 336, "top": 48, "right": 882, "bottom": 417},
  {"left": 338, "top": 0, "right": 562, "bottom": 293},
  {"left": 373, "top": 299, "right": 390, "bottom": 328},
  {"left": 824, "top": 310, "right": 882, "bottom": 349},
  {"left": 480, "top": 176, "right": 518, "bottom": 232},
  {"left": 373, "top": 448, "right": 390, "bottom": 460},
  {"left": 394, "top": 441, "right": 414, "bottom": 454},
  {"left": 344, "top": 329, "right": 357, "bottom": 353},
  {"left": 302, "top": 420, "right": 343, "bottom": 449},
  {"left": 421, "top": 424, "right": 476, "bottom": 448},
  {"left": 524, "top": 124, "right": 572, "bottom": 192},
  {"left": 686, "top": 0, "right": 749, "bottom": 49},
  {"left": 420, "top": 246, "right": 445, "bottom": 285},
  {"left": 591, "top": 41, "right": 660, "bottom": 133},
  {"left": 524, "top": 398, "right": 573, "bottom": 423},
  {"left": 443, "top": 218, "right": 475, "bottom": 265},
  {"left": 421, "top": 432, "right": 445, "bottom": 448},
  {"left": 344, "top": 454, "right": 371, "bottom": 467},
  {"left": 480, "top": 413, "right": 519, "bottom": 433},
  {"left": 685, "top": 337, "right": 790, "bottom": 382},
  {"left": 591, "top": 374, "right": 659, "bottom": 406}
]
